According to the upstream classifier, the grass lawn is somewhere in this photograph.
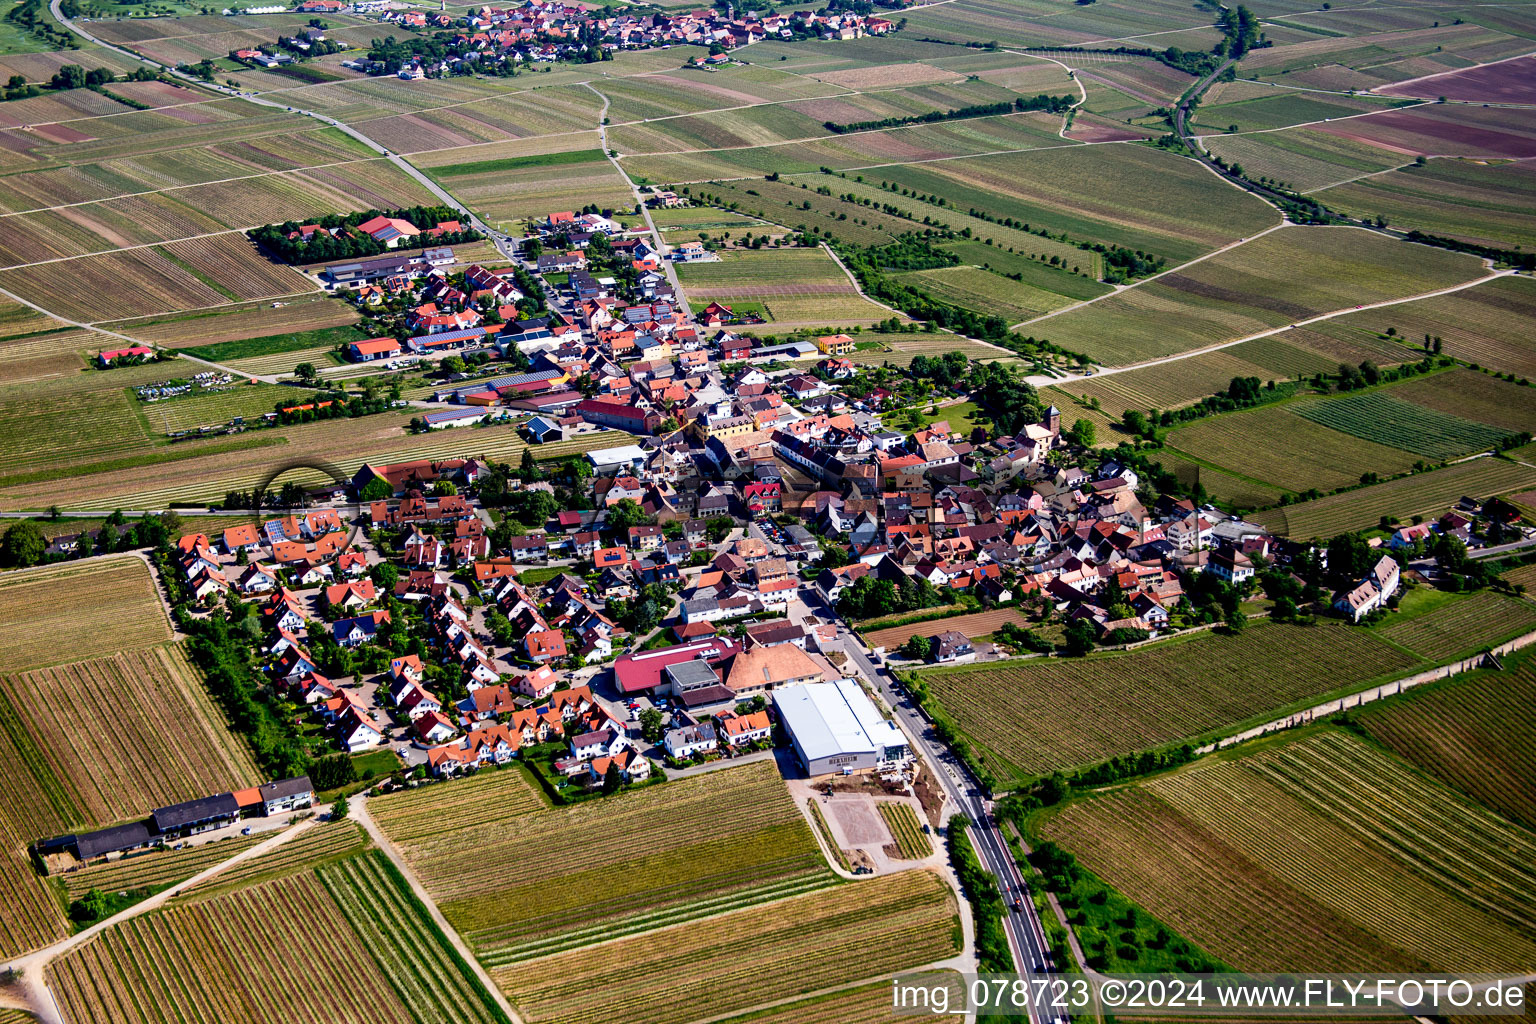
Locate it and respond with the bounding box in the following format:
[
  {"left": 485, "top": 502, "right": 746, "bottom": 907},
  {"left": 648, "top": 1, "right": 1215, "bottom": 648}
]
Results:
[{"left": 169, "top": 324, "right": 366, "bottom": 363}]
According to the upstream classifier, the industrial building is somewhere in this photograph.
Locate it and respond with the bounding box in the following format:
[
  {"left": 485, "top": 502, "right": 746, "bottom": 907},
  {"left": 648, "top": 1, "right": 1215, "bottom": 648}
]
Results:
[{"left": 774, "top": 680, "right": 911, "bottom": 778}]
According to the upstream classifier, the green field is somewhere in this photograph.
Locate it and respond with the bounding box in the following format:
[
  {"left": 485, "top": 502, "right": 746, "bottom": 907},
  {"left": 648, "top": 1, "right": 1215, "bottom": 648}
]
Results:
[
  {"left": 1289, "top": 390, "right": 1512, "bottom": 460},
  {"left": 425, "top": 148, "right": 607, "bottom": 178},
  {"left": 1314, "top": 157, "right": 1536, "bottom": 251},
  {"left": 675, "top": 246, "right": 895, "bottom": 327},
  {"left": 1356, "top": 649, "right": 1536, "bottom": 828},
  {"left": 1165, "top": 404, "right": 1420, "bottom": 494},
  {"left": 872, "top": 144, "right": 1278, "bottom": 266},
  {"left": 941, "top": 240, "right": 1113, "bottom": 300},
  {"left": 920, "top": 621, "right": 1419, "bottom": 784},
  {"left": 1375, "top": 590, "right": 1536, "bottom": 662},
  {"left": 1248, "top": 457, "right": 1536, "bottom": 539},
  {"left": 168, "top": 324, "right": 365, "bottom": 364},
  {"left": 896, "top": 264, "right": 1077, "bottom": 321},
  {"left": 1031, "top": 227, "right": 1484, "bottom": 365},
  {"left": 1040, "top": 729, "right": 1536, "bottom": 973}
]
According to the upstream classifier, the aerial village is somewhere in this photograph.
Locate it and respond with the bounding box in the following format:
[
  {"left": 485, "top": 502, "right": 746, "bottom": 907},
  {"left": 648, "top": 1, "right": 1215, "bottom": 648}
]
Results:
[
  {"left": 124, "top": 189, "right": 1520, "bottom": 815},
  {"left": 345, "top": 0, "right": 900, "bottom": 76}
]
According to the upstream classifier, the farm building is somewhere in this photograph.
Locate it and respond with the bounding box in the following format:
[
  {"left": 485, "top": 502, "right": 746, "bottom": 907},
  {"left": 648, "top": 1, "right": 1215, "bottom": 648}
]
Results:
[
  {"left": 97, "top": 346, "right": 153, "bottom": 367},
  {"left": 151, "top": 792, "right": 242, "bottom": 838},
  {"left": 347, "top": 337, "right": 403, "bottom": 362},
  {"left": 258, "top": 776, "right": 314, "bottom": 815},
  {"left": 357, "top": 215, "right": 421, "bottom": 248},
  {"left": 775, "top": 679, "right": 911, "bottom": 778}
]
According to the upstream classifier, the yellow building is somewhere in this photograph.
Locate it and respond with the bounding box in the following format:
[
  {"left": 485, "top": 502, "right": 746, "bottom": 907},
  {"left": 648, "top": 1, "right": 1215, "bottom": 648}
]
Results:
[{"left": 815, "top": 333, "right": 856, "bottom": 356}]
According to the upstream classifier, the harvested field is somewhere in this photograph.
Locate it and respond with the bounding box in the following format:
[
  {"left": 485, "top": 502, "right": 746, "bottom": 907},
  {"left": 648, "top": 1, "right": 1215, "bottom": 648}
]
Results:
[
  {"left": 1289, "top": 390, "right": 1511, "bottom": 459},
  {"left": 1031, "top": 227, "right": 1484, "bottom": 365},
  {"left": 1165, "top": 405, "right": 1419, "bottom": 494},
  {"left": 1, "top": 644, "right": 259, "bottom": 830},
  {"left": 1248, "top": 457, "right": 1536, "bottom": 539},
  {"left": 0, "top": 557, "right": 171, "bottom": 671},
  {"left": 922, "top": 621, "right": 1419, "bottom": 783},
  {"left": 160, "top": 234, "right": 314, "bottom": 302},
  {"left": 319, "top": 849, "right": 512, "bottom": 1024},
  {"left": 712, "top": 980, "right": 950, "bottom": 1023},
  {"left": 0, "top": 329, "right": 91, "bottom": 386},
  {"left": 1041, "top": 730, "right": 1536, "bottom": 973},
  {"left": 1358, "top": 652, "right": 1536, "bottom": 828},
  {"left": 372, "top": 760, "right": 836, "bottom": 962},
  {"left": 0, "top": 299, "right": 65, "bottom": 339},
  {"left": 61, "top": 832, "right": 268, "bottom": 900},
  {"left": 1313, "top": 104, "right": 1536, "bottom": 159},
  {"left": 1377, "top": 53, "right": 1536, "bottom": 103},
  {"left": 0, "top": 235, "right": 311, "bottom": 323},
  {"left": 865, "top": 608, "right": 1027, "bottom": 650},
  {"left": 492, "top": 869, "right": 958, "bottom": 1024},
  {"left": 1375, "top": 591, "right": 1536, "bottom": 661},
  {"left": 808, "top": 62, "right": 967, "bottom": 89},
  {"left": 49, "top": 872, "right": 413, "bottom": 1024}
]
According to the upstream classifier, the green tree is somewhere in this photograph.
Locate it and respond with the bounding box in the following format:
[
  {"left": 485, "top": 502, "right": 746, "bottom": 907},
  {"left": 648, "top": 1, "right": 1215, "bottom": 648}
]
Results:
[
  {"left": 602, "top": 761, "right": 622, "bottom": 794},
  {"left": 440, "top": 355, "right": 467, "bottom": 374},
  {"left": 1070, "top": 418, "right": 1096, "bottom": 446},
  {"left": 359, "top": 478, "right": 393, "bottom": 502},
  {"left": 51, "top": 64, "right": 85, "bottom": 90},
  {"left": 432, "top": 480, "right": 458, "bottom": 496},
  {"left": 294, "top": 362, "right": 318, "bottom": 383},
  {"left": 0, "top": 520, "right": 46, "bottom": 568},
  {"left": 331, "top": 796, "right": 350, "bottom": 819},
  {"left": 1061, "top": 618, "right": 1096, "bottom": 657},
  {"left": 902, "top": 634, "right": 932, "bottom": 661},
  {"left": 639, "top": 707, "right": 665, "bottom": 742},
  {"left": 605, "top": 498, "right": 653, "bottom": 533}
]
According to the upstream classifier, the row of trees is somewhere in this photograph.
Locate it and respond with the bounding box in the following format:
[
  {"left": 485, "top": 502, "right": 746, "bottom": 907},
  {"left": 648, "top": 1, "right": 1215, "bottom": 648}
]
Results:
[
  {"left": 0, "top": 510, "right": 183, "bottom": 569},
  {"left": 822, "top": 93, "right": 1074, "bottom": 134}
]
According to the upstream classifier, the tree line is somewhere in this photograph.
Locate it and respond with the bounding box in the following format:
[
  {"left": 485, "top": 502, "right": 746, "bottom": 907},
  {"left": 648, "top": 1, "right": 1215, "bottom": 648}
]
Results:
[{"left": 823, "top": 93, "right": 1074, "bottom": 134}]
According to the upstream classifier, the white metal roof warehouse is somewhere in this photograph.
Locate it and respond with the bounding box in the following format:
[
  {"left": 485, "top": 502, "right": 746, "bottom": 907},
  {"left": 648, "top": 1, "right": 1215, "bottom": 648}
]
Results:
[{"left": 774, "top": 680, "right": 911, "bottom": 777}]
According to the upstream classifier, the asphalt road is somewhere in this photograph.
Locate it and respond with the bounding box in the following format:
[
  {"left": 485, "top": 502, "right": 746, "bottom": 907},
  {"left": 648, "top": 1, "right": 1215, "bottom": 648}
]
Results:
[{"left": 830, "top": 620, "right": 1061, "bottom": 1022}]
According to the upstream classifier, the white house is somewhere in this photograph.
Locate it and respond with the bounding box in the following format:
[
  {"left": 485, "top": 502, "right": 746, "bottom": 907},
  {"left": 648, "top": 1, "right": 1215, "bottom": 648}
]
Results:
[
  {"left": 340, "top": 706, "right": 385, "bottom": 753},
  {"left": 570, "top": 728, "right": 627, "bottom": 762},
  {"left": 664, "top": 722, "right": 717, "bottom": 759}
]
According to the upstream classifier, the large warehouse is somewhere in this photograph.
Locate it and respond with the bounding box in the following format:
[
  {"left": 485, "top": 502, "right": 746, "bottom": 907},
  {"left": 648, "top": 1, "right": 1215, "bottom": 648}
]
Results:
[{"left": 774, "top": 680, "right": 912, "bottom": 777}]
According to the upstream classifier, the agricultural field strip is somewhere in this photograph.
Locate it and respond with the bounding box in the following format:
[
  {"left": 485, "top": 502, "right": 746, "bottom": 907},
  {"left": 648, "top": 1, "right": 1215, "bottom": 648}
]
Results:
[
  {"left": 1358, "top": 658, "right": 1536, "bottom": 829},
  {"left": 1032, "top": 261, "right": 1510, "bottom": 373},
  {"left": 0, "top": 228, "right": 274, "bottom": 273},
  {"left": 0, "top": 149, "right": 399, "bottom": 220},
  {"left": 1190, "top": 98, "right": 1433, "bottom": 145}
]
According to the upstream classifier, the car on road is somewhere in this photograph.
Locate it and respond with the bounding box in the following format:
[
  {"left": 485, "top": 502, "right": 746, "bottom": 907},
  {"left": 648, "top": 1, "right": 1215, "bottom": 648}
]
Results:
[{"left": 241, "top": 827, "right": 253, "bottom": 836}]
